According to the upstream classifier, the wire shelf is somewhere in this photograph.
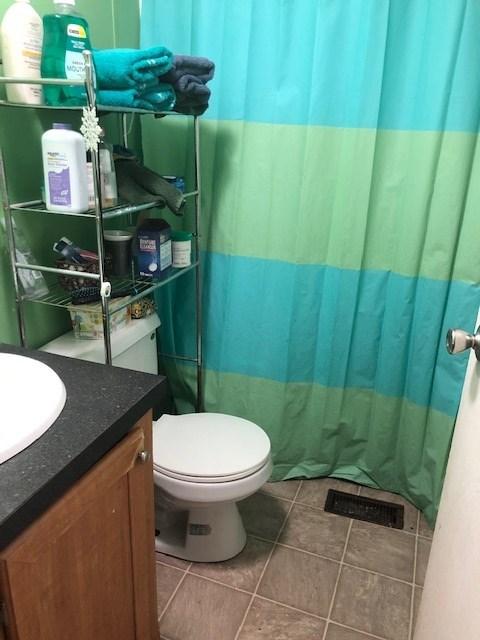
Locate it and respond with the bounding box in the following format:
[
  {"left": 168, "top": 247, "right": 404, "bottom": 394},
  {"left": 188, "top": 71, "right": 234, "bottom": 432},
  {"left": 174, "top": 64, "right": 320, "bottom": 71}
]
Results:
[
  {"left": 10, "top": 192, "right": 198, "bottom": 220},
  {"left": 0, "top": 98, "right": 190, "bottom": 118},
  {"left": 23, "top": 262, "right": 199, "bottom": 314}
]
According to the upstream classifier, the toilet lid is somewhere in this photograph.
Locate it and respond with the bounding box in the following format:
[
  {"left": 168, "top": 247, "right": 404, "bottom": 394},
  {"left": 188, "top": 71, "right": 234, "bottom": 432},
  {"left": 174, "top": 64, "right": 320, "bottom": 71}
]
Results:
[{"left": 152, "top": 413, "right": 271, "bottom": 483}]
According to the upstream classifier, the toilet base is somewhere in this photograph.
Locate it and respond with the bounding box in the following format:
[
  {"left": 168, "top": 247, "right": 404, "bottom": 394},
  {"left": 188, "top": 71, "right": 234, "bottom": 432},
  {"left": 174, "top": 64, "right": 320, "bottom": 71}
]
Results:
[{"left": 155, "top": 501, "right": 247, "bottom": 562}]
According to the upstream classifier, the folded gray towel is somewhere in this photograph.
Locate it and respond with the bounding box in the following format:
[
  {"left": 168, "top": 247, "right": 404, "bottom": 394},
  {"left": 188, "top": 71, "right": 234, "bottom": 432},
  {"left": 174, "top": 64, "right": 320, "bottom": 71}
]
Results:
[{"left": 161, "top": 55, "right": 215, "bottom": 85}]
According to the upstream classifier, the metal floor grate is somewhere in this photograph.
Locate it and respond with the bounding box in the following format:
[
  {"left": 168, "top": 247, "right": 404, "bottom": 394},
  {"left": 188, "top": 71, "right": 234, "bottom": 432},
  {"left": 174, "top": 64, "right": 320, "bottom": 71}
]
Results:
[{"left": 324, "top": 489, "right": 404, "bottom": 529}]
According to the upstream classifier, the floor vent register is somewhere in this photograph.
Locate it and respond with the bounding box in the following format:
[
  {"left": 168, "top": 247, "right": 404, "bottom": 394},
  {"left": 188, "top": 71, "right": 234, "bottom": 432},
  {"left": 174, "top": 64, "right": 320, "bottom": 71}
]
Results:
[{"left": 325, "top": 489, "right": 404, "bottom": 529}]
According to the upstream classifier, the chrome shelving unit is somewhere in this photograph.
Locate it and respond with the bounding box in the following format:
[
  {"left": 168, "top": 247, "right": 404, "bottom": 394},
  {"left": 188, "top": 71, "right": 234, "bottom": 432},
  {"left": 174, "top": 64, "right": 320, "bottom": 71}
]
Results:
[{"left": 0, "top": 51, "right": 203, "bottom": 411}]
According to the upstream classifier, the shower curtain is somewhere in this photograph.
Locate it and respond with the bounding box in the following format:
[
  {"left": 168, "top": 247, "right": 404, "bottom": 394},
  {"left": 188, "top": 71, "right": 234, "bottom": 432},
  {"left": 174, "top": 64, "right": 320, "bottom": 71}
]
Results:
[{"left": 141, "top": 0, "right": 480, "bottom": 524}]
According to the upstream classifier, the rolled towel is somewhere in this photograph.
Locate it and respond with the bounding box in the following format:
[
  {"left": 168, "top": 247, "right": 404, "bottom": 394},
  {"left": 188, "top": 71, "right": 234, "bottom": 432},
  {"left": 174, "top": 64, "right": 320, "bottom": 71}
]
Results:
[
  {"left": 93, "top": 46, "right": 173, "bottom": 90},
  {"left": 97, "top": 83, "right": 176, "bottom": 111},
  {"left": 161, "top": 54, "right": 215, "bottom": 85}
]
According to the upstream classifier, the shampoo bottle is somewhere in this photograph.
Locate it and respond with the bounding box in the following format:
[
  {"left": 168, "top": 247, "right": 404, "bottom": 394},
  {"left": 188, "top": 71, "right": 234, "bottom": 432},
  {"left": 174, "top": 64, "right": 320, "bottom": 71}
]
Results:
[
  {"left": 41, "top": 0, "right": 92, "bottom": 106},
  {"left": 0, "top": 0, "right": 43, "bottom": 104},
  {"left": 42, "top": 123, "right": 89, "bottom": 213}
]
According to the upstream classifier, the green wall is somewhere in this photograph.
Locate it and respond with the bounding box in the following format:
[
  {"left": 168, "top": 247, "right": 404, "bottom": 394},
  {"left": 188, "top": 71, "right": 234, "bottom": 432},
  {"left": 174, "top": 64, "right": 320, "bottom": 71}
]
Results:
[{"left": 0, "top": 0, "right": 140, "bottom": 347}]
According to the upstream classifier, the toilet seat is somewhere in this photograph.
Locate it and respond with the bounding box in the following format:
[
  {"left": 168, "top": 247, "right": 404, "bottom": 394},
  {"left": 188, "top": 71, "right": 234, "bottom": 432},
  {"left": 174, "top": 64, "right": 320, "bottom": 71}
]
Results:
[{"left": 152, "top": 413, "right": 271, "bottom": 484}]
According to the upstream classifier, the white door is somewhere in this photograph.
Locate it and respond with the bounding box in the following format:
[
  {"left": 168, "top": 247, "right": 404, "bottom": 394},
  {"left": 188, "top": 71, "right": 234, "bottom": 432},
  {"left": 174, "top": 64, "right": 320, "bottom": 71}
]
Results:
[{"left": 414, "top": 321, "right": 480, "bottom": 639}]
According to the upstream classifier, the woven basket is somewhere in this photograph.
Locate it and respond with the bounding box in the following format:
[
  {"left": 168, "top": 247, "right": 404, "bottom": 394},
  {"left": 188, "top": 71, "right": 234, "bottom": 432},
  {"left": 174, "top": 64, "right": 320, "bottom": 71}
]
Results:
[{"left": 56, "top": 259, "right": 101, "bottom": 292}]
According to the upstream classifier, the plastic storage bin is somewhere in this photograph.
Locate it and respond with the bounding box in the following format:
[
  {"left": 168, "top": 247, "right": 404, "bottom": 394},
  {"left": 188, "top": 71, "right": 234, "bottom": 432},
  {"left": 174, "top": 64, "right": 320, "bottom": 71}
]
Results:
[{"left": 68, "top": 297, "right": 131, "bottom": 339}]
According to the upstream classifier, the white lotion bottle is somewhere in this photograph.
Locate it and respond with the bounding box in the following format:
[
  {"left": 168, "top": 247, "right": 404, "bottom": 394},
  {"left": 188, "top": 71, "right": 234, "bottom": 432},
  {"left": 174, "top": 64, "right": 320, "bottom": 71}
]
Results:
[
  {"left": 0, "top": 0, "right": 43, "bottom": 104},
  {"left": 42, "top": 123, "right": 89, "bottom": 213}
]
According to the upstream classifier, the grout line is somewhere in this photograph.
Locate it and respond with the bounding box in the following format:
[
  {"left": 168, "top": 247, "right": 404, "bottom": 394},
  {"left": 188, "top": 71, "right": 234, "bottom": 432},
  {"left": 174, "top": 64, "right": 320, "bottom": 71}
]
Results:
[
  {"left": 233, "top": 481, "right": 303, "bottom": 640},
  {"left": 155, "top": 550, "right": 192, "bottom": 571},
  {"left": 254, "top": 593, "right": 327, "bottom": 621},
  {"left": 417, "top": 533, "right": 433, "bottom": 541},
  {"left": 252, "top": 595, "right": 389, "bottom": 640},
  {"left": 158, "top": 569, "right": 189, "bottom": 625},
  {"left": 156, "top": 557, "right": 193, "bottom": 572},
  {"left": 408, "top": 510, "right": 421, "bottom": 640},
  {"left": 185, "top": 570, "right": 253, "bottom": 596},
  {"left": 321, "top": 516, "right": 355, "bottom": 640},
  {"left": 340, "top": 561, "right": 415, "bottom": 587},
  {"left": 328, "top": 620, "right": 389, "bottom": 640},
  {"left": 261, "top": 540, "right": 419, "bottom": 588}
]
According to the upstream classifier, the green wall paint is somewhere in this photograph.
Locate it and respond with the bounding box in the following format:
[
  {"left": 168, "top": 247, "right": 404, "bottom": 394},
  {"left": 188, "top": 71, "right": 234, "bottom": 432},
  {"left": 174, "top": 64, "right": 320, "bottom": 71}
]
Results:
[{"left": 0, "top": 0, "right": 140, "bottom": 347}]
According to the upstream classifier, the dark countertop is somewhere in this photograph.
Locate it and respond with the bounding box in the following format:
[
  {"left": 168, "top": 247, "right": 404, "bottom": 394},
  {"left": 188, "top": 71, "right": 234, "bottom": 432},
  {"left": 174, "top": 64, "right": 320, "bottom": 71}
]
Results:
[{"left": 0, "top": 343, "right": 167, "bottom": 550}]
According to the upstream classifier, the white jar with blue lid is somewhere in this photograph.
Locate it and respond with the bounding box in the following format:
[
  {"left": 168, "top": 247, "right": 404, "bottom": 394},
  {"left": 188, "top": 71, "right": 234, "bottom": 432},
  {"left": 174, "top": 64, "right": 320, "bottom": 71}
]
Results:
[{"left": 42, "top": 122, "right": 89, "bottom": 213}]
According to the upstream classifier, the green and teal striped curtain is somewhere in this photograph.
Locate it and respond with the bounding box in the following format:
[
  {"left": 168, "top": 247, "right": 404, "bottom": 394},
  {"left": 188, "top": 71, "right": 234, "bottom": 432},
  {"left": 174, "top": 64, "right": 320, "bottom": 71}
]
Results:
[{"left": 141, "top": 0, "right": 480, "bottom": 523}]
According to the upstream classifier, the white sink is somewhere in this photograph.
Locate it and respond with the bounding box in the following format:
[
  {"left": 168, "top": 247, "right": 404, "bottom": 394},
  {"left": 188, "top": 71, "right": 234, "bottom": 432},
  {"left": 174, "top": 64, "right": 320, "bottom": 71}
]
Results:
[{"left": 0, "top": 353, "right": 66, "bottom": 464}]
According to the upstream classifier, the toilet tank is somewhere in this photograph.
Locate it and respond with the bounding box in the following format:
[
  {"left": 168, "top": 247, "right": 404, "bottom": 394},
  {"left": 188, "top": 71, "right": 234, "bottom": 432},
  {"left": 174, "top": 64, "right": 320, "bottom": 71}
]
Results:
[{"left": 40, "top": 314, "right": 160, "bottom": 375}]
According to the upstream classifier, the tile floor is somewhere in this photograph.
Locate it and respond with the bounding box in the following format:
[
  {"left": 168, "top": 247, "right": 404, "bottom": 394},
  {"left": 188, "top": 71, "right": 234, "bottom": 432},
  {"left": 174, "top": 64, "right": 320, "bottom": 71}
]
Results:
[{"left": 155, "top": 478, "right": 434, "bottom": 640}]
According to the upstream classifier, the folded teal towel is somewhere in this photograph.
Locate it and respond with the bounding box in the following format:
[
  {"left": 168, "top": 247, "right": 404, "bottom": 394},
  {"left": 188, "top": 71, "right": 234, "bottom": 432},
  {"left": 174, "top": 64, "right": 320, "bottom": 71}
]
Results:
[
  {"left": 97, "top": 83, "right": 176, "bottom": 112},
  {"left": 93, "top": 47, "right": 173, "bottom": 90}
]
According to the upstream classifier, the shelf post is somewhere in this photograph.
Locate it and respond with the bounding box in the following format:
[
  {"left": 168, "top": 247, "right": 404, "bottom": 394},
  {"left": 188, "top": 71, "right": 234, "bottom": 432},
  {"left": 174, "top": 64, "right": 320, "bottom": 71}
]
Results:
[
  {"left": 193, "top": 116, "right": 203, "bottom": 412},
  {"left": 83, "top": 50, "right": 112, "bottom": 365}
]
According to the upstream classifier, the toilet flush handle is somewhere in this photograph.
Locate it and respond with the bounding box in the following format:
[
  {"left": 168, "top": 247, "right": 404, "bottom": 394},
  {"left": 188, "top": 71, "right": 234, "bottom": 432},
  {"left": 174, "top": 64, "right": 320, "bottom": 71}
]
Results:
[{"left": 137, "top": 450, "right": 150, "bottom": 464}]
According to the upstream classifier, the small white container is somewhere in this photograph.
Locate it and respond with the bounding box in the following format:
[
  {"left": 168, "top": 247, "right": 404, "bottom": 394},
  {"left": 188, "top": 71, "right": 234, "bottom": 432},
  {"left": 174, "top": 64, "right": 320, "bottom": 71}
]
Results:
[
  {"left": 42, "top": 123, "right": 89, "bottom": 213},
  {"left": 171, "top": 231, "right": 192, "bottom": 268},
  {"left": 0, "top": 0, "right": 43, "bottom": 105}
]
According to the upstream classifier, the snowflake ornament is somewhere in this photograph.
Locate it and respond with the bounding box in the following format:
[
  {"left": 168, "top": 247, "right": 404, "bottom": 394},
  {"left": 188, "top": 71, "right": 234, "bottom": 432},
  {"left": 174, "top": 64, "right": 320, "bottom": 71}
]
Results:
[{"left": 80, "top": 106, "right": 102, "bottom": 151}]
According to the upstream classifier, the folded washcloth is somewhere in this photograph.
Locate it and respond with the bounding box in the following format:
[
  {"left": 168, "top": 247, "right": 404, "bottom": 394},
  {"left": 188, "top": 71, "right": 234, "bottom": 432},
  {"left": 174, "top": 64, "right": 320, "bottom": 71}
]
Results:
[
  {"left": 93, "top": 46, "right": 174, "bottom": 90},
  {"left": 161, "top": 55, "right": 215, "bottom": 85},
  {"left": 97, "top": 83, "right": 176, "bottom": 111}
]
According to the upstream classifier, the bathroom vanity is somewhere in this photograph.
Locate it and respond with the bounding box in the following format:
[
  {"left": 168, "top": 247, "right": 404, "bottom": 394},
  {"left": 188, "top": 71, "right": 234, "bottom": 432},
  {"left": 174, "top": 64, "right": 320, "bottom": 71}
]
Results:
[{"left": 0, "top": 344, "right": 166, "bottom": 640}]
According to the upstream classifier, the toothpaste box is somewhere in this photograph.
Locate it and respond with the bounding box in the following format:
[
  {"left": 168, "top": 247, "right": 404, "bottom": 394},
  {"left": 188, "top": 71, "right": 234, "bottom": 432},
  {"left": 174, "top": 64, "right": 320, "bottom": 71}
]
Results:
[{"left": 136, "top": 219, "right": 172, "bottom": 279}]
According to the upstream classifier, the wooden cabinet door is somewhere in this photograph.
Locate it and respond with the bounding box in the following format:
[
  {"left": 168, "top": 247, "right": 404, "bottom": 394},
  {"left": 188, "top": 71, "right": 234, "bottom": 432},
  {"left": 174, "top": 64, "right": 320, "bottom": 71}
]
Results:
[{"left": 0, "top": 412, "right": 159, "bottom": 640}]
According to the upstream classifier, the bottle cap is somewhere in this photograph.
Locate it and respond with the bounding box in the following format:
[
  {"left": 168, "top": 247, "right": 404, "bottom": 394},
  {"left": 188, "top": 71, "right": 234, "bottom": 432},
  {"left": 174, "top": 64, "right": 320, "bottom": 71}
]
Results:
[
  {"left": 53, "top": 123, "right": 73, "bottom": 130},
  {"left": 171, "top": 230, "right": 192, "bottom": 242},
  {"left": 54, "top": 0, "right": 76, "bottom": 5}
]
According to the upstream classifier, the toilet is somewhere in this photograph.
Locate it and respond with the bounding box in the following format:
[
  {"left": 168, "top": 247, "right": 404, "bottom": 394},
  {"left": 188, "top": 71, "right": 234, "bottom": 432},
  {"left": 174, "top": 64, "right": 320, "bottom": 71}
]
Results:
[
  {"left": 152, "top": 412, "right": 272, "bottom": 561},
  {"left": 41, "top": 314, "right": 272, "bottom": 562}
]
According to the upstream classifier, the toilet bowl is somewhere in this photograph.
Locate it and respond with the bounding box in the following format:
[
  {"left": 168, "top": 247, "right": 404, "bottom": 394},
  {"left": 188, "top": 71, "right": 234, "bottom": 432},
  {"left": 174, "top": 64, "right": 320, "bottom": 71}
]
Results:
[{"left": 152, "top": 412, "right": 272, "bottom": 562}]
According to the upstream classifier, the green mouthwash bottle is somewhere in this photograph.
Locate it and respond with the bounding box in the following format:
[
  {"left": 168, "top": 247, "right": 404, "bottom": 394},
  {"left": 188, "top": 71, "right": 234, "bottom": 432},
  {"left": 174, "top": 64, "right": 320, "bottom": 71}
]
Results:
[{"left": 41, "top": 0, "right": 92, "bottom": 106}]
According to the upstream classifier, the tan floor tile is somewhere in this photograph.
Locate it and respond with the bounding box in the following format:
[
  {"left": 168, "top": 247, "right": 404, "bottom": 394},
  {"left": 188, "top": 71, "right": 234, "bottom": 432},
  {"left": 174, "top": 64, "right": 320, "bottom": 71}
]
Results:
[
  {"left": 160, "top": 574, "right": 250, "bottom": 640},
  {"left": 415, "top": 538, "right": 431, "bottom": 586},
  {"left": 345, "top": 520, "right": 415, "bottom": 581},
  {"left": 156, "top": 563, "right": 184, "bottom": 617},
  {"left": 325, "top": 623, "right": 377, "bottom": 639},
  {"left": 280, "top": 503, "right": 350, "bottom": 560},
  {"left": 332, "top": 565, "right": 412, "bottom": 640},
  {"left": 418, "top": 513, "right": 434, "bottom": 538},
  {"left": 412, "top": 587, "right": 423, "bottom": 633},
  {"left": 238, "top": 598, "right": 325, "bottom": 639},
  {"left": 189, "top": 536, "right": 273, "bottom": 592},
  {"left": 296, "top": 478, "right": 359, "bottom": 510},
  {"left": 238, "top": 492, "right": 291, "bottom": 541},
  {"left": 359, "top": 486, "right": 418, "bottom": 533},
  {"left": 260, "top": 480, "right": 302, "bottom": 500},
  {"left": 258, "top": 545, "right": 338, "bottom": 618},
  {"left": 155, "top": 551, "right": 191, "bottom": 570}
]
